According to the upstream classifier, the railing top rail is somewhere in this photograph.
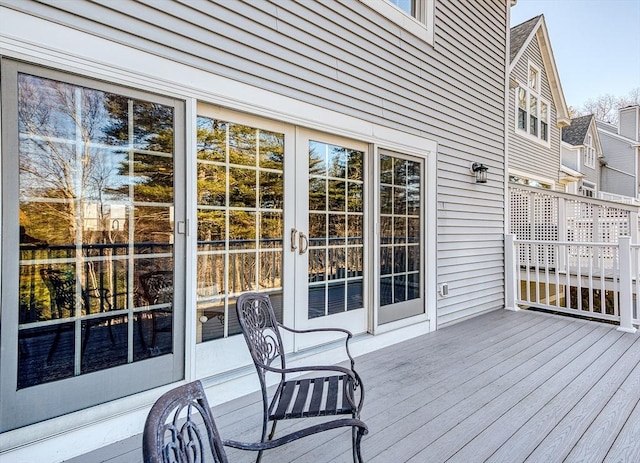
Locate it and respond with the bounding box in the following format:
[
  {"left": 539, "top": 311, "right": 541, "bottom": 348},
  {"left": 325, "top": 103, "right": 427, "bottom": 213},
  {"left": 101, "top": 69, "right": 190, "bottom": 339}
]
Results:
[
  {"left": 512, "top": 239, "right": 623, "bottom": 247},
  {"left": 509, "top": 184, "right": 640, "bottom": 212}
]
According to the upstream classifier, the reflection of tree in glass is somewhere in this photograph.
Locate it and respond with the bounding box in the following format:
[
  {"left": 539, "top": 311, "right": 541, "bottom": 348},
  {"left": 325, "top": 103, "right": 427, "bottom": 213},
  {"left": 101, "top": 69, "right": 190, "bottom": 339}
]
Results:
[
  {"left": 18, "top": 74, "right": 175, "bottom": 319},
  {"left": 18, "top": 75, "right": 129, "bottom": 245}
]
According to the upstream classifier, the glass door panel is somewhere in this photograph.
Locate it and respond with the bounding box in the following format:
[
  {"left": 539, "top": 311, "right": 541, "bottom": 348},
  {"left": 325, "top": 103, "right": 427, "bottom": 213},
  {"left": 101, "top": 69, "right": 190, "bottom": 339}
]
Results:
[
  {"left": 294, "top": 130, "right": 367, "bottom": 348},
  {"left": 1, "top": 63, "right": 185, "bottom": 432},
  {"left": 195, "top": 116, "right": 285, "bottom": 344},
  {"left": 378, "top": 151, "right": 424, "bottom": 324}
]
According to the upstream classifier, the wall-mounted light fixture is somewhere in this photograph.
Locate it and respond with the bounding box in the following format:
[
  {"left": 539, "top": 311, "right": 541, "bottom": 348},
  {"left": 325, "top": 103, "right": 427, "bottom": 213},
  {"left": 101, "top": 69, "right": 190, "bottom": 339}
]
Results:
[{"left": 471, "top": 162, "right": 488, "bottom": 184}]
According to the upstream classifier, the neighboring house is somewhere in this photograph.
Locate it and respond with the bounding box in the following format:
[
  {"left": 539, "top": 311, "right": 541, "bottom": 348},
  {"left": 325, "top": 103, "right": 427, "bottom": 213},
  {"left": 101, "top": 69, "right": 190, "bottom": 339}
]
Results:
[
  {"left": 560, "top": 114, "right": 603, "bottom": 197},
  {"left": 0, "top": 1, "right": 511, "bottom": 461},
  {"left": 508, "top": 15, "right": 571, "bottom": 191},
  {"left": 598, "top": 105, "right": 640, "bottom": 201}
]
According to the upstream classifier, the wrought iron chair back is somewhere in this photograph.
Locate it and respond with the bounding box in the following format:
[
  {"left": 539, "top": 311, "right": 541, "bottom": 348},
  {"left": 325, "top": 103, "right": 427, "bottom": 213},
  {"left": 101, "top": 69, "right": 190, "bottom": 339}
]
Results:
[
  {"left": 143, "top": 380, "right": 368, "bottom": 463},
  {"left": 235, "top": 292, "right": 367, "bottom": 463},
  {"left": 140, "top": 270, "right": 174, "bottom": 306},
  {"left": 39, "top": 268, "right": 115, "bottom": 361},
  {"left": 40, "top": 268, "right": 82, "bottom": 317},
  {"left": 143, "top": 380, "right": 229, "bottom": 463},
  {"left": 235, "top": 293, "right": 286, "bottom": 387}
]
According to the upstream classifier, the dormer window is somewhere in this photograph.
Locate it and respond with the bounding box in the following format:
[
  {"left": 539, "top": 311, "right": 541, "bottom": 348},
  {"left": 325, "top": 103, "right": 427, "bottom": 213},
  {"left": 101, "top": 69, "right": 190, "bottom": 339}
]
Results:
[{"left": 515, "top": 61, "right": 550, "bottom": 144}]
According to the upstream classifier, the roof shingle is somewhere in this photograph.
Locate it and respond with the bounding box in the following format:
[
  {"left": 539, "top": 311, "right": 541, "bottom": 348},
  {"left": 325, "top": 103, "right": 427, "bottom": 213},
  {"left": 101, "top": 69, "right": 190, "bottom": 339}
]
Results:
[
  {"left": 510, "top": 15, "right": 542, "bottom": 63},
  {"left": 562, "top": 115, "right": 594, "bottom": 145}
]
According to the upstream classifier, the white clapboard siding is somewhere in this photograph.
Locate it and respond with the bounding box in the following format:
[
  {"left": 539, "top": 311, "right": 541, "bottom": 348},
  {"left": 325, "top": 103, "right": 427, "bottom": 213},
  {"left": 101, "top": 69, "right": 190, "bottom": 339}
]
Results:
[
  {"left": 0, "top": 0, "right": 508, "bottom": 327},
  {"left": 509, "top": 32, "right": 563, "bottom": 188}
]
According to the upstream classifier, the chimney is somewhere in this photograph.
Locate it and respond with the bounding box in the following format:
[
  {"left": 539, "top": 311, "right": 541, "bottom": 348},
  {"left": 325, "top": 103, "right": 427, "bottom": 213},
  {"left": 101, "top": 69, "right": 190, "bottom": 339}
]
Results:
[{"left": 618, "top": 105, "right": 640, "bottom": 141}]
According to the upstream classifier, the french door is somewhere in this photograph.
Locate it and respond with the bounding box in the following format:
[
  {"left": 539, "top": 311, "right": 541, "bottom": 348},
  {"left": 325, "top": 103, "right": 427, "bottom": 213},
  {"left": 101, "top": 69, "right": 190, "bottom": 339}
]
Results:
[
  {"left": 292, "top": 129, "right": 368, "bottom": 349},
  {"left": 194, "top": 113, "right": 368, "bottom": 358},
  {"left": 0, "top": 61, "right": 185, "bottom": 431}
]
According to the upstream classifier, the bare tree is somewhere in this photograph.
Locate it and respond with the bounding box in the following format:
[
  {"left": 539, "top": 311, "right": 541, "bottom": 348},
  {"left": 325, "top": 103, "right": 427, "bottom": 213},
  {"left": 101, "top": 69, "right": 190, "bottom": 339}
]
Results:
[{"left": 580, "top": 88, "right": 640, "bottom": 125}]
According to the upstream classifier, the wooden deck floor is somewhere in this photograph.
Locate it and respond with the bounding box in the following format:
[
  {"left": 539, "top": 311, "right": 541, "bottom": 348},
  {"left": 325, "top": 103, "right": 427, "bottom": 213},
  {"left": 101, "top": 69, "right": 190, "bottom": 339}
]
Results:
[{"left": 66, "top": 309, "right": 640, "bottom": 463}]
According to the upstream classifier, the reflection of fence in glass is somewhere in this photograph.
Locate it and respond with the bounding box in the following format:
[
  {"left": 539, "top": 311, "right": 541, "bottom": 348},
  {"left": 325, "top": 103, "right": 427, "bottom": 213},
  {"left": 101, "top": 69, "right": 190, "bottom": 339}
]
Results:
[{"left": 19, "top": 241, "right": 173, "bottom": 324}]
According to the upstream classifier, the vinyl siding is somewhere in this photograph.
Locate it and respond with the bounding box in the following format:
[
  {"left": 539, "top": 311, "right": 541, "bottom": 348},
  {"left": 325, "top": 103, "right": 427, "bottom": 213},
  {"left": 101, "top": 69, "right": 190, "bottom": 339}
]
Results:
[
  {"left": 599, "top": 132, "right": 637, "bottom": 197},
  {"left": 619, "top": 106, "right": 640, "bottom": 142},
  {"left": 0, "top": 0, "right": 507, "bottom": 323},
  {"left": 508, "top": 32, "right": 561, "bottom": 189}
]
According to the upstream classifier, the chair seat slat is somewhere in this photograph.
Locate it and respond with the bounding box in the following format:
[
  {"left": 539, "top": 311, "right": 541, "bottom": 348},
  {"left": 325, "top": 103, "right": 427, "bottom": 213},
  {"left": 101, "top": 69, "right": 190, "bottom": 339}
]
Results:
[
  {"left": 325, "top": 375, "right": 339, "bottom": 414},
  {"left": 307, "top": 377, "right": 325, "bottom": 416},
  {"left": 273, "top": 381, "right": 296, "bottom": 420},
  {"left": 290, "top": 379, "right": 311, "bottom": 418}
]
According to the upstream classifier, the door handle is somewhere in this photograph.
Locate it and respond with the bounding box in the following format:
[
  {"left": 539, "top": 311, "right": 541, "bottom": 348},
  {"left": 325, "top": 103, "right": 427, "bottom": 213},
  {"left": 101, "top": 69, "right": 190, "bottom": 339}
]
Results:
[
  {"left": 298, "top": 232, "right": 309, "bottom": 255},
  {"left": 290, "top": 228, "right": 298, "bottom": 252}
]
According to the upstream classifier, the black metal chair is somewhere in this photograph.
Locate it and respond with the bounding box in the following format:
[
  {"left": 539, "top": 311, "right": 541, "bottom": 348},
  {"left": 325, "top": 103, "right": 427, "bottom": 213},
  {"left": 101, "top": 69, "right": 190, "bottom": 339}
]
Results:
[
  {"left": 235, "top": 292, "right": 367, "bottom": 463},
  {"left": 40, "top": 268, "right": 115, "bottom": 362},
  {"left": 139, "top": 270, "right": 174, "bottom": 350},
  {"left": 143, "top": 380, "right": 368, "bottom": 463}
]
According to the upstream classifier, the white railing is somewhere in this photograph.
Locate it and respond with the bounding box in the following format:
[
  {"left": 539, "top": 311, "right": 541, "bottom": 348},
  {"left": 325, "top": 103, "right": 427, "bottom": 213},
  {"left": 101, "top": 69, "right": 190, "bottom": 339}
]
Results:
[
  {"left": 506, "top": 235, "right": 638, "bottom": 332},
  {"left": 597, "top": 191, "right": 640, "bottom": 206}
]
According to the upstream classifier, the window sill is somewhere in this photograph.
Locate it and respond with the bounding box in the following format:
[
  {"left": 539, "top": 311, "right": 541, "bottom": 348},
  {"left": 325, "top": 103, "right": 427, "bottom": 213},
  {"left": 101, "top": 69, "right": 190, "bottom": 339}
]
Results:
[{"left": 515, "top": 128, "right": 551, "bottom": 149}]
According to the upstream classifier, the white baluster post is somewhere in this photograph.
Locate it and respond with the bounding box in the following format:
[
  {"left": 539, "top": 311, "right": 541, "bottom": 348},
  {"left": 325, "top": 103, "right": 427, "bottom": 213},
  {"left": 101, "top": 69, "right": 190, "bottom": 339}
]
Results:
[
  {"left": 617, "top": 236, "right": 637, "bottom": 333},
  {"left": 505, "top": 234, "right": 519, "bottom": 311}
]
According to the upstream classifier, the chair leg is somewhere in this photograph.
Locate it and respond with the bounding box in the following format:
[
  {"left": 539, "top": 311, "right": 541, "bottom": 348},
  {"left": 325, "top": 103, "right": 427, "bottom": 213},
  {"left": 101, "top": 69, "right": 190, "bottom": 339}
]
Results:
[
  {"left": 267, "top": 420, "right": 278, "bottom": 440},
  {"left": 354, "top": 426, "right": 365, "bottom": 463},
  {"left": 256, "top": 416, "right": 270, "bottom": 463},
  {"left": 46, "top": 325, "right": 63, "bottom": 364}
]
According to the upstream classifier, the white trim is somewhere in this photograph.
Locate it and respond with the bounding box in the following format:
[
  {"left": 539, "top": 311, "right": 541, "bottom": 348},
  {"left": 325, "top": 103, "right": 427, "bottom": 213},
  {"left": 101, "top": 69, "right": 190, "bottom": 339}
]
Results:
[{"left": 359, "top": 0, "right": 434, "bottom": 45}]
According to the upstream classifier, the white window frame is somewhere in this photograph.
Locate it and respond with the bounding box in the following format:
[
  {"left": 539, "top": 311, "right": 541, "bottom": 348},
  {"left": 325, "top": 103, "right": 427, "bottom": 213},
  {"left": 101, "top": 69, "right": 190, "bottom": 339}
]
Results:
[
  {"left": 583, "top": 134, "right": 595, "bottom": 168},
  {"left": 360, "top": 0, "right": 435, "bottom": 44},
  {"left": 581, "top": 180, "right": 596, "bottom": 197},
  {"left": 509, "top": 169, "right": 555, "bottom": 190},
  {"left": 514, "top": 61, "right": 551, "bottom": 146}
]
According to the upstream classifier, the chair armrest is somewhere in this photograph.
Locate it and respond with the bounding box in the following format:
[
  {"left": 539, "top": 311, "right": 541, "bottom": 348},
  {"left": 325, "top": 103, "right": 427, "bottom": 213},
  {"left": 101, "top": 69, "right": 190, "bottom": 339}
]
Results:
[
  {"left": 262, "top": 363, "right": 357, "bottom": 381},
  {"left": 223, "top": 418, "right": 368, "bottom": 451},
  {"left": 277, "top": 323, "right": 356, "bottom": 368}
]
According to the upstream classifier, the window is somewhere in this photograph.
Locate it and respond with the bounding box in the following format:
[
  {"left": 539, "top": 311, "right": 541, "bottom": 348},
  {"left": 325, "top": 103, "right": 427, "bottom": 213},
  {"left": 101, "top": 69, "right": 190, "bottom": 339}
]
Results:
[
  {"left": 518, "top": 88, "right": 527, "bottom": 130},
  {"left": 583, "top": 134, "right": 595, "bottom": 168},
  {"left": 509, "top": 175, "right": 552, "bottom": 190},
  {"left": 388, "top": 0, "right": 415, "bottom": 16},
  {"left": 1, "top": 60, "right": 185, "bottom": 431},
  {"left": 540, "top": 101, "right": 549, "bottom": 141},
  {"left": 361, "top": 0, "right": 434, "bottom": 44},
  {"left": 515, "top": 62, "right": 550, "bottom": 143},
  {"left": 581, "top": 181, "right": 596, "bottom": 197}
]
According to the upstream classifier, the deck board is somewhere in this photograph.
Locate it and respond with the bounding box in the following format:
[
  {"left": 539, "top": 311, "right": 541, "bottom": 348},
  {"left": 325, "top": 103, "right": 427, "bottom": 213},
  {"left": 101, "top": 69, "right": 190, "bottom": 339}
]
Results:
[{"left": 64, "top": 309, "right": 640, "bottom": 463}]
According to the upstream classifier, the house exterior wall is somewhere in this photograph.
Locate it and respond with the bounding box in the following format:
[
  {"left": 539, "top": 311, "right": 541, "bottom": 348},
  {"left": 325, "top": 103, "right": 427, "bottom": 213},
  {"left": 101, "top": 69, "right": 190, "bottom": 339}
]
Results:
[
  {"left": 0, "top": 0, "right": 509, "bottom": 461},
  {"left": 582, "top": 124, "right": 601, "bottom": 188},
  {"left": 0, "top": 0, "right": 507, "bottom": 325},
  {"left": 508, "top": 33, "right": 561, "bottom": 190},
  {"left": 599, "top": 129, "right": 637, "bottom": 197},
  {"left": 619, "top": 106, "right": 640, "bottom": 142}
]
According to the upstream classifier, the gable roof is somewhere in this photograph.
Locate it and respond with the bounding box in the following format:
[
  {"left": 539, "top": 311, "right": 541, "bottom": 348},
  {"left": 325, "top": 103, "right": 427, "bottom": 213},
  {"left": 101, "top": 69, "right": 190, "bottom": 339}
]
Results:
[
  {"left": 510, "top": 15, "right": 570, "bottom": 127},
  {"left": 563, "top": 114, "right": 603, "bottom": 156},
  {"left": 562, "top": 115, "right": 593, "bottom": 145},
  {"left": 510, "top": 15, "right": 540, "bottom": 63}
]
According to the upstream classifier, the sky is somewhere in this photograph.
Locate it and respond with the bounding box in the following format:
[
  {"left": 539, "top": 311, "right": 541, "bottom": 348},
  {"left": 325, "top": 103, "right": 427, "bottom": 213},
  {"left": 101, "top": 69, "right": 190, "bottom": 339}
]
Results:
[{"left": 510, "top": 0, "right": 640, "bottom": 109}]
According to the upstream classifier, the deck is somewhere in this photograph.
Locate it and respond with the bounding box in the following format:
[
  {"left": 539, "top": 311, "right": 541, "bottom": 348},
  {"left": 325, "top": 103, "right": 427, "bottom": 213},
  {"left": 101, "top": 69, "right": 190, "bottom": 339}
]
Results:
[{"left": 66, "top": 309, "right": 640, "bottom": 463}]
